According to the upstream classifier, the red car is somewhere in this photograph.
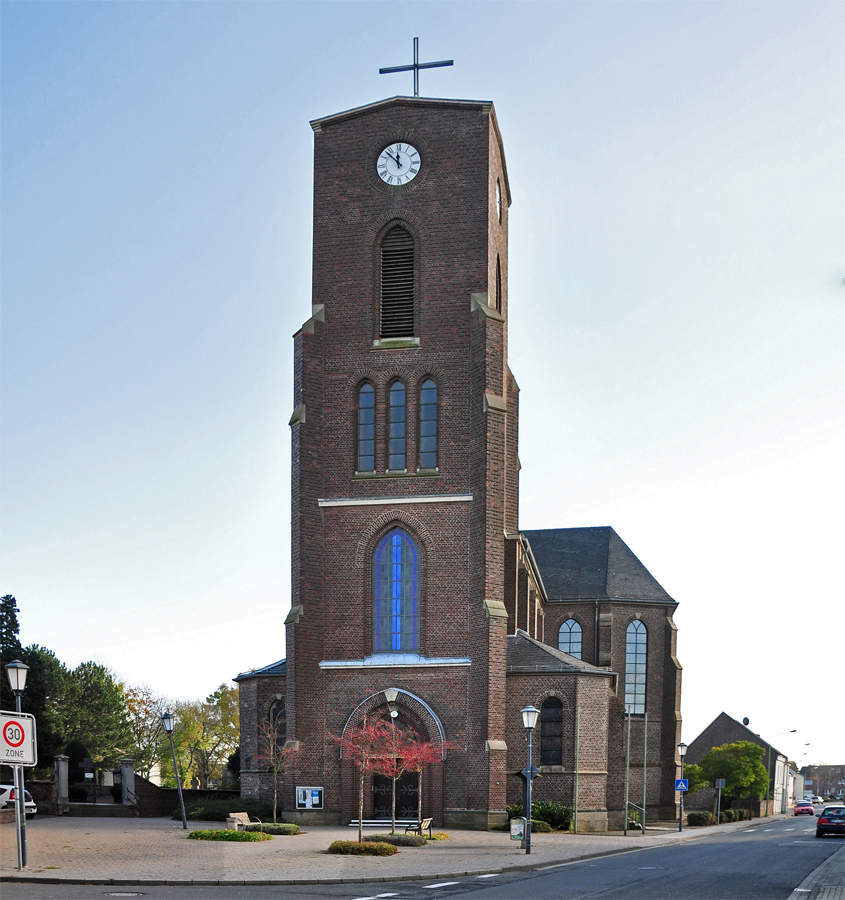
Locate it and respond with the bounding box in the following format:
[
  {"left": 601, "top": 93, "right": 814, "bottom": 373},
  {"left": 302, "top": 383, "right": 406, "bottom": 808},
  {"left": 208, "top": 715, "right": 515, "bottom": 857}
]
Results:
[{"left": 794, "top": 800, "right": 815, "bottom": 816}]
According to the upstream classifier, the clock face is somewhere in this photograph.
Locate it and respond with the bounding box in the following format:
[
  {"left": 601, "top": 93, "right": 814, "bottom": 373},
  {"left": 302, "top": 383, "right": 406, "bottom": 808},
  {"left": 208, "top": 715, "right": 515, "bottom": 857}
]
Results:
[{"left": 377, "top": 142, "right": 421, "bottom": 186}]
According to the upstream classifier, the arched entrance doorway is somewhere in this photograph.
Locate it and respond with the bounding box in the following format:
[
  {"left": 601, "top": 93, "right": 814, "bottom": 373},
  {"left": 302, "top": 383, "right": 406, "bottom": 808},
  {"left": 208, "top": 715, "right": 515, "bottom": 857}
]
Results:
[{"left": 339, "top": 688, "right": 446, "bottom": 824}]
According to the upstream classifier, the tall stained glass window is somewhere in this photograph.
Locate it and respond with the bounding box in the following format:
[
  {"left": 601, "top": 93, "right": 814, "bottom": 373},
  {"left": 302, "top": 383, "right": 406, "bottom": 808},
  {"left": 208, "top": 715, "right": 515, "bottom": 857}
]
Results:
[
  {"left": 357, "top": 383, "right": 375, "bottom": 472},
  {"left": 625, "top": 620, "right": 647, "bottom": 715},
  {"left": 540, "top": 697, "right": 563, "bottom": 766},
  {"left": 419, "top": 379, "right": 437, "bottom": 469},
  {"left": 558, "top": 619, "right": 582, "bottom": 658},
  {"left": 373, "top": 528, "right": 419, "bottom": 653},
  {"left": 388, "top": 382, "right": 406, "bottom": 470}
]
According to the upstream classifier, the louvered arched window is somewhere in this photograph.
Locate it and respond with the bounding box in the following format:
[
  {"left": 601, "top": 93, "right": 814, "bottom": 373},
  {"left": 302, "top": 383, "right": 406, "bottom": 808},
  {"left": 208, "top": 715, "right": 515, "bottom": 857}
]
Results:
[
  {"left": 388, "top": 381, "right": 406, "bottom": 470},
  {"left": 558, "top": 619, "right": 582, "bottom": 658},
  {"left": 357, "top": 383, "right": 375, "bottom": 472},
  {"left": 380, "top": 226, "right": 415, "bottom": 338},
  {"left": 540, "top": 697, "right": 563, "bottom": 766},
  {"left": 373, "top": 528, "right": 419, "bottom": 653},
  {"left": 419, "top": 379, "right": 437, "bottom": 470},
  {"left": 625, "top": 620, "right": 647, "bottom": 715}
]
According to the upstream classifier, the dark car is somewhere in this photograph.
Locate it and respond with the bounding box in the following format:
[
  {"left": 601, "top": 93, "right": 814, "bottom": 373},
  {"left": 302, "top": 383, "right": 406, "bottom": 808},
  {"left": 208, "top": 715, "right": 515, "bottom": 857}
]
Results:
[
  {"left": 816, "top": 805, "right": 845, "bottom": 838},
  {"left": 794, "top": 800, "right": 815, "bottom": 815}
]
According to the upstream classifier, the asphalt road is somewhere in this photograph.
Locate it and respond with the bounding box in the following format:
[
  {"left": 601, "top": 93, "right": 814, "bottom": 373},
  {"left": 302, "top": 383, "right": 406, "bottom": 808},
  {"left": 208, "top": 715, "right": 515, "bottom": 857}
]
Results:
[{"left": 3, "top": 817, "right": 841, "bottom": 900}]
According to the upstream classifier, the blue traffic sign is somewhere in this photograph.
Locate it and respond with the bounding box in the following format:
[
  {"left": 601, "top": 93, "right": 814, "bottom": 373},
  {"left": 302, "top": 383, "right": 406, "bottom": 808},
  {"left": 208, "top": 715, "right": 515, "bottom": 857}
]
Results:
[{"left": 675, "top": 779, "right": 689, "bottom": 791}]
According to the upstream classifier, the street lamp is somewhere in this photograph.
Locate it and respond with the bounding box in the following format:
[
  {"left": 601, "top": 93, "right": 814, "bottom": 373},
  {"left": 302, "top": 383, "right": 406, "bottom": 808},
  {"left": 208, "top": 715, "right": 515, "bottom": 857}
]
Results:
[
  {"left": 678, "top": 742, "right": 688, "bottom": 832},
  {"left": 161, "top": 713, "right": 188, "bottom": 830},
  {"left": 767, "top": 729, "right": 796, "bottom": 816},
  {"left": 521, "top": 705, "right": 540, "bottom": 855},
  {"left": 5, "top": 659, "right": 30, "bottom": 869}
]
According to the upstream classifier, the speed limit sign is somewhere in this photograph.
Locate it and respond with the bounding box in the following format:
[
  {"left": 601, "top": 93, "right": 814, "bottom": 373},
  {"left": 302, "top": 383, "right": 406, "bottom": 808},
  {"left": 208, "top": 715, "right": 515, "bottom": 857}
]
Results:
[{"left": 0, "top": 712, "right": 37, "bottom": 766}]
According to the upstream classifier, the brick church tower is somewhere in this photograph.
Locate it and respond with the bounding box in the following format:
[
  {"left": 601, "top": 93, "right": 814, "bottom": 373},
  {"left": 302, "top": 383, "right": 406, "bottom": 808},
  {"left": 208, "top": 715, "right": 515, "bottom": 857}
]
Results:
[{"left": 237, "top": 93, "right": 683, "bottom": 831}]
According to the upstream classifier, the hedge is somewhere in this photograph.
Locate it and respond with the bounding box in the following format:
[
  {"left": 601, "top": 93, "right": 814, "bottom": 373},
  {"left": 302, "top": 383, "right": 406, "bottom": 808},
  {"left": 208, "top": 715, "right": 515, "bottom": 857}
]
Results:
[
  {"left": 327, "top": 840, "right": 397, "bottom": 856},
  {"left": 245, "top": 823, "right": 300, "bottom": 835},
  {"left": 188, "top": 829, "right": 272, "bottom": 842},
  {"left": 369, "top": 833, "right": 427, "bottom": 847},
  {"left": 687, "top": 812, "right": 716, "bottom": 827}
]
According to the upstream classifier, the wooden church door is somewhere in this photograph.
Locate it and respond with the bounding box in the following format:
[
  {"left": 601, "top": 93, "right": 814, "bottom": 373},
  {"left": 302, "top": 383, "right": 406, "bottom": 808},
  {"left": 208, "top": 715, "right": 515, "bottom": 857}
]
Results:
[{"left": 373, "top": 771, "right": 419, "bottom": 819}]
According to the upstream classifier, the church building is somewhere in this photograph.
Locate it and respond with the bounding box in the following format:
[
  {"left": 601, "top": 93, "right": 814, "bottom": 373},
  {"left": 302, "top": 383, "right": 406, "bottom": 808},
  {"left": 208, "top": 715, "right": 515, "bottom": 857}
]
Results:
[{"left": 236, "top": 93, "right": 682, "bottom": 831}]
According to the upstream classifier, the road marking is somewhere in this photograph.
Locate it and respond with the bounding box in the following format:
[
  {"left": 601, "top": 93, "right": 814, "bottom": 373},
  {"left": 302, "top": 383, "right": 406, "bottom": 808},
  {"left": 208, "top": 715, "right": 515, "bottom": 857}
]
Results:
[
  {"left": 377, "top": 895, "right": 400, "bottom": 898},
  {"left": 763, "top": 828, "right": 775, "bottom": 832},
  {"left": 423, "top": 883, "right": 461, "bottom": 889},
  {"left": 784, "top": 828, "right": 796, "bottom": 831},
  {"left": 476, "top": 874, "right": 500, "bottom": 878}
]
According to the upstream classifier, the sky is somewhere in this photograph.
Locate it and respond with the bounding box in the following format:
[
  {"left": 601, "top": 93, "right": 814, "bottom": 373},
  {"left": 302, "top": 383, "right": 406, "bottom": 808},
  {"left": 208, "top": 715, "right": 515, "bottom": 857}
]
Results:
[{"left": 2, "top": 1, "right": 842, "bottom": 767}]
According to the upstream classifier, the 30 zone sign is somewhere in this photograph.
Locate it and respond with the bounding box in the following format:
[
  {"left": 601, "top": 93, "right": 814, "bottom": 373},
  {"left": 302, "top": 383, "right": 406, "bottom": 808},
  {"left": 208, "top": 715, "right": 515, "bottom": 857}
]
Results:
[{"left": 0, "top": 712, "right": 37, "bottom": 766}]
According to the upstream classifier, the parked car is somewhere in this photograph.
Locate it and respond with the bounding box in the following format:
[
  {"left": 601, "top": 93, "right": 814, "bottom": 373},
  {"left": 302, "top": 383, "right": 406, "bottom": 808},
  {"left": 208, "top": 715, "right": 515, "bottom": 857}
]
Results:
[
  {"left": 812, "top": 795, "right": 824, "bottom": 804},
  {"left": 794, "top": 800, "right": 815, "bottom": 815},
  {"left": 815, "top": 805, "right": 845, "bottom": 838},
  {"left": 0, "top": 785, "right": 37, "bottom": 818}
]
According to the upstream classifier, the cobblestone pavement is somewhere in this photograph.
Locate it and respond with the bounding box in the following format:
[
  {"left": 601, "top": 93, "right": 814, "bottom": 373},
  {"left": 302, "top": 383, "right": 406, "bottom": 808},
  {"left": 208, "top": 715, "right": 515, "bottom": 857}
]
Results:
[{"left": 1, "top": 815, "right": 812, "bottom": 885}]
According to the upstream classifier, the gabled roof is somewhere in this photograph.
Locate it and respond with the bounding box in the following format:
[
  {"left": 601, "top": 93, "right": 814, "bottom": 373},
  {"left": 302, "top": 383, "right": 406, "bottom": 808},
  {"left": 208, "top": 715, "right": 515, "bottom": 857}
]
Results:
[
  {"left": 233, "top": 658, "right": 286, "bottom": 682},
  {"left": 522, "top": 526, "right": 674, "bottom": 604},
  {"left": 687, "top": 712, "right": 787, "bottom": 766},
  {"left": 507, "top": 630, "right": 614, "bottom": 676}
]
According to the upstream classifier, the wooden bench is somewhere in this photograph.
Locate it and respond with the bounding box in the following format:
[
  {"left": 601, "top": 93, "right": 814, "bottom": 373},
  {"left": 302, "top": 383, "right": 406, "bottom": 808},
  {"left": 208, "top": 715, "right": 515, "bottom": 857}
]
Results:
[
  {"left": 404, "top": 817, "right": 433, "bottom": 838},
  {"left": 348, "top": 819, "right": 418, "bottom": 828},
  {"left": 226, "top": 811, "right": 263, "bottom": 832}
]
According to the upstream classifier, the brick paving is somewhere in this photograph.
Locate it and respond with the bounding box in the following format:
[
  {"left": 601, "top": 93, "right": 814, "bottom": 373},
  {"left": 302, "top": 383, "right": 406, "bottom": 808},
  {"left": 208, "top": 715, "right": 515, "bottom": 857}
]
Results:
[{"left": 1, "top": 814, "right": 818, "bottom": 885}]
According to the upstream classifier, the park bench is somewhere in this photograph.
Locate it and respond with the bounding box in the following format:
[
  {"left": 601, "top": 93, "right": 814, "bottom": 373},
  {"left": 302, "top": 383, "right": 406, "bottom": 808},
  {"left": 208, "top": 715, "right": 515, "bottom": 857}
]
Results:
[
  {"left": 226, "top": 811, "right": 263, "bottom": 832},
  {"left": 404, "top": 817, "right": 433, "bottom": 838}
]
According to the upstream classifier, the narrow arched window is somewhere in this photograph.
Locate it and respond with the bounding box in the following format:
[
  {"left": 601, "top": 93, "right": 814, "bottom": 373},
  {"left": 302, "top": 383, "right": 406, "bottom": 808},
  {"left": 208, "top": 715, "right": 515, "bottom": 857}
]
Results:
[
  {"left": 540, "top": 697, "right": 563, "bottom": 766},
  {"left": 380, "top": 226, "right": 415, "bottom": 338},
  {"left": 373, "top": 528, "right": 419, "bottom": 653},
  {"left": 357, "top": 383, "right": 375, "bottom": 472},
  {"left": 625, "top": 620, "right": 647, "bottom": 715},
  {"left": 388, "top": 381, "right": 406, "bottom": 470},
  {"left": 558, "top": 619, "right": 582, "bottom": 658},
  {"left": 495, "top": 254, "right": 502, "bottom": 312},
  {"left": 270, "top": 701, "right": 286, "bottom": 751},
  {"left": 419, "top": 379, "right": 437, "bottom": 470}
]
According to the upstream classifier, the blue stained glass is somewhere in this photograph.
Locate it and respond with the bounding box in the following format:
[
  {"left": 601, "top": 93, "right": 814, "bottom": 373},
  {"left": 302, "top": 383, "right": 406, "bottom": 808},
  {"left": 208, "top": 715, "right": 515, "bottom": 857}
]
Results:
[{"left": 373, "top": 528, "right": 419, "bottom": 653}]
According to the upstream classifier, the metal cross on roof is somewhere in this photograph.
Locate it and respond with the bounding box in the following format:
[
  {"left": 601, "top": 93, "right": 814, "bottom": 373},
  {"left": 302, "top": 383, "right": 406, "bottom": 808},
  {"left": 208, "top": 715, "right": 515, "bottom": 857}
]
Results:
[{"left": 379, "top": 37, "right": 453, "bottom": 98}]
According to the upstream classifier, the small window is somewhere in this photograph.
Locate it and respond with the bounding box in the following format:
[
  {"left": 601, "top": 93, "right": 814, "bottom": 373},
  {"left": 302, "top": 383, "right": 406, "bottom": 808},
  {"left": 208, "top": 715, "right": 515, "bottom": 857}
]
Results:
[
  {"left": 558, "top": 619, "right": 582, "bottom": 658},
  {"left": 419, "top": 379, "right": 437, "bottom": 469},
  {"left": 373, "top": 528, "right": 419, "bottom": 653},
  {"left": 357, "top": 383, "right": 375, "bottom": 472},
  {"left": 540, "top": 697, "right": 563, "bottom": 767},
  {"left": 625, "top": 620, "right": 647, "bottom": 715},
  {"left": 495, "top": 254, "right": 502, "bottom": 312},
  {"left": 388, "top": 382, "right": 406, "bottom": 470},
  {"left": 380, "top": 226, "right": 415, "bottom": 338}
]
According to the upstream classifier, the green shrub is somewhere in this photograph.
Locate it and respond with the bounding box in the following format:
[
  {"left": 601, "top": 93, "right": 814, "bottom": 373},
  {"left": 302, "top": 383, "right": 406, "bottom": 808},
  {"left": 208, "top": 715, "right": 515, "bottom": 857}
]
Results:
[
  {"left": 369, "top": 833, "right": 427, "bottom": 847},
  {"left": 188, "top": 829, "right": 272, "bottom": 842},
  {"left": 737, "top": 809, "right": 750, "bottom": 820},
  {"left": 490, "top": 822, "right": 510, "bottom": 831},
  {"left": 428, "top": 832, "right": 449, "bottom": 841},
  {"left": 530, "top": 819, "right": 552, "bottom": 832},
  {"left": 175, "top": 799, "right": 274, "bottom": 822},
  {"left": 719, "top": 811, "right": 729, "bottom": 823},
  {"left": 327, "top": 840, "right": 397, "bottom": 856},
  {"left": 506, "top": 803, "right": 524, "bottom": 819},
  {"left": 687, "top": 811, "right": 715, "bottom": 827},
  {"left": 532, "top": 800, "right": 573, "bottom": 830},
  {"left": 245, "top": 823, "right": 300, "bottom": 835}
]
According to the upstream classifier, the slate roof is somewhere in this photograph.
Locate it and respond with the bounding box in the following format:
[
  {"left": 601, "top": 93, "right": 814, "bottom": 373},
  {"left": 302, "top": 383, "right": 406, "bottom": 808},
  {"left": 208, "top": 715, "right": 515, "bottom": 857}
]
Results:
[
  {"left": 523, "top": 526, "right": 674, "bottom": 604},
  {"left": 234, "top": 658, "right": 286, "bottom": 682},
  {"left": 506, "top": 629, "right": 614, "bottom": 676}
]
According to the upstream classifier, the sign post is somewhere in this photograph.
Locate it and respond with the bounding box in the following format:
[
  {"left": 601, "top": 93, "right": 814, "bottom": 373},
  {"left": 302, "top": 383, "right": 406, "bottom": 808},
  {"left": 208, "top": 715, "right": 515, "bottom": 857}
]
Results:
[
  {"left": 715, "top": 777, "right": 725, "bottom": 824},
  {"left": 1, "top": 712, "right": 37, "bottom": 870}
]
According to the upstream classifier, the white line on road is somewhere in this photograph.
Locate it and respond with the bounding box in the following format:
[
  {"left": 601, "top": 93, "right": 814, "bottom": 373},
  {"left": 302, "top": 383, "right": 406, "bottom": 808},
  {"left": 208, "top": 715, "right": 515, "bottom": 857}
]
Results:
[
  {"left": 423, "top": 882, "right": 461, "bottom": 889},
  {"left": 476, "top": 874, "right": 500, "bottom": 878}
]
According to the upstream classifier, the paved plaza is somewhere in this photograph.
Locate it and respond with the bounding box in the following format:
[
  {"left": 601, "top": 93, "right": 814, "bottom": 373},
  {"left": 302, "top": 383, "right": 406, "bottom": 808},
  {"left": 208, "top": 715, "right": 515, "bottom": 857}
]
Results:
[{"left": 5, "top": 812, "right": 840, "bottom": 888}]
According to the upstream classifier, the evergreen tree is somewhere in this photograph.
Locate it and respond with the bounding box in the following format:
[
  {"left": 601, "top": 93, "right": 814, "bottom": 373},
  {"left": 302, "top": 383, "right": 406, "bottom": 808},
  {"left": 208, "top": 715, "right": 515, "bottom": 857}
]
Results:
[{"left": 0, "top": 594, "right": 24, "bottom": 711}]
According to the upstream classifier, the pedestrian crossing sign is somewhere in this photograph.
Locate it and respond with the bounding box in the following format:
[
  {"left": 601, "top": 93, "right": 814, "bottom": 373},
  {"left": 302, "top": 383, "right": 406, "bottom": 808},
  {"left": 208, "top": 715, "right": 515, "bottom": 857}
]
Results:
[{"left": 675, "top": 779, "right": 688, "bottom": 791}]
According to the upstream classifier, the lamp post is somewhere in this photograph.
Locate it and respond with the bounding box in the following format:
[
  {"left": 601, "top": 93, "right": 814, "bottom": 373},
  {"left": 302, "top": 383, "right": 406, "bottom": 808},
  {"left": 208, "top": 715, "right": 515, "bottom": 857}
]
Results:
[
  {"left": 520, "top": 705, "right": 540, "bottom": 855},
  {"left": 678, "top": 742, "right": 687, "bottom": 832},
  {"left": 767, "top": 729, "right": 796, "bottom": 816},
  {"left": 161, "top": 713, "right": 188, "bottom": 830},
  {"left": 5, "top": 660, "right": 30, "bottom": 868}
]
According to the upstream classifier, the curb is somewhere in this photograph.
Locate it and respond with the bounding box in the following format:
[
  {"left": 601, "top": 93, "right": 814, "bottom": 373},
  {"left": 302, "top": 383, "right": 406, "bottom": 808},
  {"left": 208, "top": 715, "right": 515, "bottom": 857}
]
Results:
[{"left": 0, "top": 814, "right": 793, "bottom": 886}]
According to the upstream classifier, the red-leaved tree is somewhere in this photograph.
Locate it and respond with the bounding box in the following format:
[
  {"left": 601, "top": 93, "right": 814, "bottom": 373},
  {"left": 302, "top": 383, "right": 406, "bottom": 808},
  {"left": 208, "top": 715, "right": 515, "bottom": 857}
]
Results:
[
  {"left": 254, "top": 722, "right": 301, "bottom": 823},
  {"left": 401, "top": 739, "right": 444, "bottom": 832},
  {"left": 332, "top": 718, "right": 397, "bottom": 843}
]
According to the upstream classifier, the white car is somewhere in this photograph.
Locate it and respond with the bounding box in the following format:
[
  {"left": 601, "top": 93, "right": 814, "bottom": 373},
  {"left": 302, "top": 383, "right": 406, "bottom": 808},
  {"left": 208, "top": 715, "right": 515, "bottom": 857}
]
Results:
[{"left": 0, "top": 784, "right": 37, "bottom": 818}]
